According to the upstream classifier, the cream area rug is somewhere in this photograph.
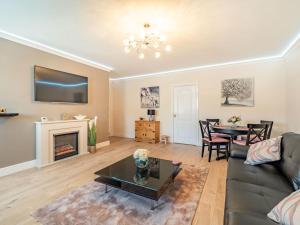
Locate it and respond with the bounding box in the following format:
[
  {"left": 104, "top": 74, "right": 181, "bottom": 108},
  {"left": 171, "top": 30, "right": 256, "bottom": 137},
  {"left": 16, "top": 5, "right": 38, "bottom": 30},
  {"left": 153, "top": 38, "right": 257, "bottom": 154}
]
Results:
[{"left": 33, "top": 165, "right": 209, "bottom": 225}]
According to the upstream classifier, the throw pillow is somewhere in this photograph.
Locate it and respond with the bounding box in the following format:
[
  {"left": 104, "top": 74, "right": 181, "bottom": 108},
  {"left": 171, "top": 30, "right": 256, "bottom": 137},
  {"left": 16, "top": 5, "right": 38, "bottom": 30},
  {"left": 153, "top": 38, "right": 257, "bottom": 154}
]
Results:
[
  {"left": 268, "top": 189, "right": 300, "bottom": 224},
  {"left": 244, "top": 136, "right": 282, "bottom": 165}
]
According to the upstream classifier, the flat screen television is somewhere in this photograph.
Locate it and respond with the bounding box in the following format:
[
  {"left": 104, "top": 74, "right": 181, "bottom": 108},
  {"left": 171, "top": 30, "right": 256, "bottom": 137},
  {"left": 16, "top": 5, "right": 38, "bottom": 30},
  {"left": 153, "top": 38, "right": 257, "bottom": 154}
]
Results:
[{"left": 34, "top": 66, "right": 88, "bottom": 103}]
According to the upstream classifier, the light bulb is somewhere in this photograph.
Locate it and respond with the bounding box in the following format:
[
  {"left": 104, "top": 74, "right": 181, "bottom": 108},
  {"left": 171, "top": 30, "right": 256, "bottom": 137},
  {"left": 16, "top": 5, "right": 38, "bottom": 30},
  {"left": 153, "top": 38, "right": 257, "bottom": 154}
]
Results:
[
  {"left": 132, "top": 42, "right": 137, "bottom": 48},
  {"left": 165, "top": 45, "right": 172, "bottom": 52},
  {"left": 124, "top": 47, "right": 130, "bottom": 53},
  {"left": 160, "top": 35, "right": 166, "bottom": 42},
  {"left": 155, "top": 52, "right": 161, "bottom": 58},
  {"left": 140, "top": 32, "right": 145, "bottom": 39},
  {"left": 139, "top": 53, "right": 145, "bottom": 59}
]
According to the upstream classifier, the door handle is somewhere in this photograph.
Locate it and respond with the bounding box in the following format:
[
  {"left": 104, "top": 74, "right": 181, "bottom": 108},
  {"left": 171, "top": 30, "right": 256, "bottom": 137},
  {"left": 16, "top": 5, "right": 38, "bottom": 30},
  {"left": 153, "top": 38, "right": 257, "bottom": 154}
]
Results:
[{"left": 173, "top": 114, "right": 176, "bottom": 118}]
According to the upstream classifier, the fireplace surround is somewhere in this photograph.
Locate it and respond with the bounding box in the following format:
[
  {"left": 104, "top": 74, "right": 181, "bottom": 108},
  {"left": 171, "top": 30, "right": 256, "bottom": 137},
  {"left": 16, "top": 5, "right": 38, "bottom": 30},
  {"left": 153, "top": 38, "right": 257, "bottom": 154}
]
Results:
[{"left": 35, "top": 119, "right": 88, "bottom": 167}]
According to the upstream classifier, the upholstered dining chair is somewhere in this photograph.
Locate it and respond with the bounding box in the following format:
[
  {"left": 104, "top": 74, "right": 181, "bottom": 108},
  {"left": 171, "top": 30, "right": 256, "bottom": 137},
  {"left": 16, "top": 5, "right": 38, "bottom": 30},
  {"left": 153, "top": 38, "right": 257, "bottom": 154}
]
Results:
[
  {"left": 261, "top": 120, "right": 273, "bottom": 139},
  {"left": 206, "top": 119, "right": 231, "bottom": 139},
  {"left": 199, "top": 120, "right": 230, "bottom": 162},
  {"left": 233, "top": 123, "right": 268, "bottom": 146}
]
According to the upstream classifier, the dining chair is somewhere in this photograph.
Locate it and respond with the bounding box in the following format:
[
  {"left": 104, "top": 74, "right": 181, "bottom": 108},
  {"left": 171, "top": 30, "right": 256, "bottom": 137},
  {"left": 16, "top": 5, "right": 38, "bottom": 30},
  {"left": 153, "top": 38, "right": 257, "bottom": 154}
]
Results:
[
  {"left": 233, "top": 123, "right": 268, "bottom": 146},
  {"left": 261, "top": 120, "right": 273, "bottom": 139},
  {"left": 199, "top": 120, "right": 230, "bottom": 162},
  {"left": 206, "top": 119, "right": 231, "bottom": 139},
  {"left": 240, "top": 120, "right": 273, "bottom": 141}
]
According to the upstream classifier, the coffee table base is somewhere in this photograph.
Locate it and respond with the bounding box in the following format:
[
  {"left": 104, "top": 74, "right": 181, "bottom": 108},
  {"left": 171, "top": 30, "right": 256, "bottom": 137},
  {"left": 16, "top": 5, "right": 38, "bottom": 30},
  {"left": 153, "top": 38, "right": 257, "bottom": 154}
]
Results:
[{"left": 103, "top": 184, "right": 163, "bottom": 210}]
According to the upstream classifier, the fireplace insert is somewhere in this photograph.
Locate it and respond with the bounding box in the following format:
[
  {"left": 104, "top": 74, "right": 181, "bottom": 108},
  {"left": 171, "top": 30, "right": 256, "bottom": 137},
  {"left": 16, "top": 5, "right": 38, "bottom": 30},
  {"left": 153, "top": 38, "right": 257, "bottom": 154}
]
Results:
[{"left": 54, "top": 132, "right": 79, "bottom": 161}]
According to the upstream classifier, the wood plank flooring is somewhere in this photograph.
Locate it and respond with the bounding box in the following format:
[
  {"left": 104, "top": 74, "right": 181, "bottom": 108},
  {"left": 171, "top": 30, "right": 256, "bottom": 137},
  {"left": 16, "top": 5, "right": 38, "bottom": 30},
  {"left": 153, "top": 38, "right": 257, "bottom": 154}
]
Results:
[{"left": 0, "top": 137, "right": 227, "bottom": 225}]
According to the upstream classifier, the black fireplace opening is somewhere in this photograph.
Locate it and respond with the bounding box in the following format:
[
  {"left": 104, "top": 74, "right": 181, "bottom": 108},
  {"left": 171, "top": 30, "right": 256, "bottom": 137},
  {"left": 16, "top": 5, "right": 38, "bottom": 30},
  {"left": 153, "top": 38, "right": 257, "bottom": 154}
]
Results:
[{"left": 54, "top": 132, "right": 79, "bottom": 161}]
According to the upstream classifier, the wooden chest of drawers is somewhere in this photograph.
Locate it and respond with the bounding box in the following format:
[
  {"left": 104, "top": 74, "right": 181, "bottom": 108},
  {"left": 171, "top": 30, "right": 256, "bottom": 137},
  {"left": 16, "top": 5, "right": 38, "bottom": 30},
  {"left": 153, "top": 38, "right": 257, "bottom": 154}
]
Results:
[{"left": 135, "top": 121, "right": 160, "bottom": 143}]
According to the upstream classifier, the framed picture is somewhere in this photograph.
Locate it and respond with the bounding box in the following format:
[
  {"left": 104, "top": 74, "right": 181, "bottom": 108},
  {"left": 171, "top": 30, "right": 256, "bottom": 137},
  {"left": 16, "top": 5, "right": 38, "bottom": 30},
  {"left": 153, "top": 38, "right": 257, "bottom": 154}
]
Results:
[
  {"left": 221, "top": 78, "right": 254, "bottom": 106},
  {"left": 140, "top": 86, "right": 160, "bottom": 108}
]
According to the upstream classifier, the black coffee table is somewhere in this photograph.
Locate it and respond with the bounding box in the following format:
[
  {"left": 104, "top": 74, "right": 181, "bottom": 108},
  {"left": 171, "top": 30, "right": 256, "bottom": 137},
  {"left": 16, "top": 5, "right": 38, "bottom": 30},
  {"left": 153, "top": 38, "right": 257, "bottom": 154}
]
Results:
[{"left": 94, "top": 156, "right": 182, "bottom": 209}]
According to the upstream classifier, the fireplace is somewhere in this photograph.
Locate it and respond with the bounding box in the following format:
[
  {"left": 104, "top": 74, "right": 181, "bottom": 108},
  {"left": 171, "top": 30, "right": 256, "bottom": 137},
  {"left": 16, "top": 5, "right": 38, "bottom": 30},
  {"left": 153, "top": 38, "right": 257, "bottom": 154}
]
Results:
[{"left": 54, "top": 132, "right": 79, "bottom": 161}]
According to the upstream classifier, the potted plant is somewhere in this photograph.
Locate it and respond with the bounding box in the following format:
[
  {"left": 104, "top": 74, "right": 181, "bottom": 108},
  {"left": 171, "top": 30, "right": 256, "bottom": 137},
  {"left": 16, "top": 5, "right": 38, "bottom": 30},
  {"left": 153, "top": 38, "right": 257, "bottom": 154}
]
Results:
[
  {"left": 88, "top": 116, "right": 97, "bottom": 153},
  {"left": 228, "top": 115, "right": 242, "bottom": 127}
]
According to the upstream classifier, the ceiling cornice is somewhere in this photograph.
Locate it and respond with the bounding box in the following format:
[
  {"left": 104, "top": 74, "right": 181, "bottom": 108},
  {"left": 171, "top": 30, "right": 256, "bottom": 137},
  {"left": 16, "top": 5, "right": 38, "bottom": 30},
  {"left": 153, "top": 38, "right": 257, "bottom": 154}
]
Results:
[
  {"left": 0, "top": 29, "right": 114, "bottom": 72},
  {"left": 0, "top": 28, "right": 299, "bottom": 79},
  {"left": 111, "top": 31, "right": 300, "bottom": 81}
]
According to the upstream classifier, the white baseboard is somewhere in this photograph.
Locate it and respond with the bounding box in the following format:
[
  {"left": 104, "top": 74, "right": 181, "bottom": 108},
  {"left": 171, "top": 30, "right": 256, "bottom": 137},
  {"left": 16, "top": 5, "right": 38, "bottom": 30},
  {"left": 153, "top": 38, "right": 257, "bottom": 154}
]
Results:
[
  {"left": 0, "top": 160, "right": 36, "bottom": 177},
  {"left": 96, "top": 140, "right": 110, "bottom": 149}
]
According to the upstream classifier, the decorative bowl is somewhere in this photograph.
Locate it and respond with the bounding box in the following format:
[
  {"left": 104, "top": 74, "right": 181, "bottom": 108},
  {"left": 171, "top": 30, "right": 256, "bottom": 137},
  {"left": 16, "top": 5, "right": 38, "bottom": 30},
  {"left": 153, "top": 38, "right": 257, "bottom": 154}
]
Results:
[{"left": 74, "top": 115, "right": 86, "bottom": 120}]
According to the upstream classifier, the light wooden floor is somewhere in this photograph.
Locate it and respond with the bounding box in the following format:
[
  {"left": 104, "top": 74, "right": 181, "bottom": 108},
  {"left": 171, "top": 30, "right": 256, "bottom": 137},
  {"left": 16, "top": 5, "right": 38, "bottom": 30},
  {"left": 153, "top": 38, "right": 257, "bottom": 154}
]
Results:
[{"left": 0, "top": 137, "right": 227, "bottom": 225}]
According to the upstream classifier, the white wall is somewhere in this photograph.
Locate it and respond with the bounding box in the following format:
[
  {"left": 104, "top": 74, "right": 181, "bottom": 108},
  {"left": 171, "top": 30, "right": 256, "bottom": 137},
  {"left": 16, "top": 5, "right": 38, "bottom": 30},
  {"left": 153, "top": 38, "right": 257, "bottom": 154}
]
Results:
[
  {"left": 284, "top": 41, "right": 300, "bottom": 133},
  {"left": 110, "top": 59, "right": 287, "bottom": 143}
]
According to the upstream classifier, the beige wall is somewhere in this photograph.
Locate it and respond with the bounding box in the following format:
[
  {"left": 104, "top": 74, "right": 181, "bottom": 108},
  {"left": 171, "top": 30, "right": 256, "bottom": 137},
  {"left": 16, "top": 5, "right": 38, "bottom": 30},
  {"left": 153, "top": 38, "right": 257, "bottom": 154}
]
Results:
[
  {"left": 284, "top": 41, "right": 300, "bottom": 133},
  {"left": 110, "top": 59, "right": 288, "bottom": 143},
  {"left": 0, "top": 38, "right": 110, "bottom": 168}
]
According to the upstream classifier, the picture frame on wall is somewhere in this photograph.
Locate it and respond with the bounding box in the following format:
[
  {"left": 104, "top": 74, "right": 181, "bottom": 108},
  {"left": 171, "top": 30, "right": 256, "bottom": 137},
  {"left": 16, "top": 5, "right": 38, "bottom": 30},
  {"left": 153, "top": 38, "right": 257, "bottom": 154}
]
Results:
[
  {"left": 140, "top": 86, "right": 160, "bottom": 108},
  {"left": 221, "top": 78, "right": 254, "bottom": 106}
]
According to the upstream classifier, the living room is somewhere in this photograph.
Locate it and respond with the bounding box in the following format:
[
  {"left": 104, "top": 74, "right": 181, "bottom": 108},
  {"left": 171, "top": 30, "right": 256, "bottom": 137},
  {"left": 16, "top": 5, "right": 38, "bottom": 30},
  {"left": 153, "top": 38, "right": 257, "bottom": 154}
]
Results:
[{"left": 1, "top": 1, "right": 300, "bottom": 225}]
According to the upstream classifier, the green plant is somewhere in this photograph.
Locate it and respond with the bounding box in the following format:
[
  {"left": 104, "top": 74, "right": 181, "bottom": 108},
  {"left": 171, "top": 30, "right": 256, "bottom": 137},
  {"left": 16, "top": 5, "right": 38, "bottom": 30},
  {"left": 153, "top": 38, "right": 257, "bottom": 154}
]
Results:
[{"left": 88, "top": 121, "right": 97, "bottom": 146}]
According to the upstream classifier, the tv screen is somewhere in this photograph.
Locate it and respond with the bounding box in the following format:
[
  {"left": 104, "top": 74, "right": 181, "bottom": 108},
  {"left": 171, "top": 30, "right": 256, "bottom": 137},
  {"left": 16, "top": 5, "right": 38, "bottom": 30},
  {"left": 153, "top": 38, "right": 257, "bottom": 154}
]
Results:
[{"left": 34, "top": 66, "right": 88, "bottom": 103}]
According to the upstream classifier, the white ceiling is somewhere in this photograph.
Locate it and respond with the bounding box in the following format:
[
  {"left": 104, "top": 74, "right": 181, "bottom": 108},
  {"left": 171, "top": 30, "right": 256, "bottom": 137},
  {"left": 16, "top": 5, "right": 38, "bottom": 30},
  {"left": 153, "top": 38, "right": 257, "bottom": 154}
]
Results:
[{"left": 0, "top": 0, "right": 300, "bottom": 78}]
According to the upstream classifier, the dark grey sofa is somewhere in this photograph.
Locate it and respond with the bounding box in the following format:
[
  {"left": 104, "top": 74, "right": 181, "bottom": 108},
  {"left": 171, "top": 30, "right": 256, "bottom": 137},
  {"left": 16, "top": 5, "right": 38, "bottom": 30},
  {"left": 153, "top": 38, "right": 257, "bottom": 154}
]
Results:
[{"left": 224, "top": 132, "right": 300, "bottom": 225}]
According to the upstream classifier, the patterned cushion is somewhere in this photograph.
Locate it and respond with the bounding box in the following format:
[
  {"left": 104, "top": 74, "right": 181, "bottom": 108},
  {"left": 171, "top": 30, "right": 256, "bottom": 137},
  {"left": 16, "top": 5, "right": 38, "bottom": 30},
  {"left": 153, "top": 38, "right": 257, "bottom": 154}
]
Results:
[
  {"left": 244, "top": 136, "right": 282, "bottom": 165},
  {"left": 268, "top": 189, "right": 300, "bottom": 224},
  {"left": 203, "top": 137, "right": 229, "bottom": 143},
  {"left": 211, "top": 133, "right": 231, "bottom": 138}
]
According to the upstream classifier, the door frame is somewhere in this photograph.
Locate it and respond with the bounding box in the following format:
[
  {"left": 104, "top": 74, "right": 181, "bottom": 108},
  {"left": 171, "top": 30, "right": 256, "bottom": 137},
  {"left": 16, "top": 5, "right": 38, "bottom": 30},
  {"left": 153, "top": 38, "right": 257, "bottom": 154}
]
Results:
[{"left": 171, "top": 83, "right": 200, "bottom": 146}]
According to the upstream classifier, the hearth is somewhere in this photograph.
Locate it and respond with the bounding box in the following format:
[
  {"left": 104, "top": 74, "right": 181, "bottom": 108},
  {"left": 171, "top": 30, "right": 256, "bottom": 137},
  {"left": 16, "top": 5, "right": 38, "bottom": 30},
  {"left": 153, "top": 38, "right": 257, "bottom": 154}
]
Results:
[{"left": 54, "top": 132, "right": 79, "bottom": 161}]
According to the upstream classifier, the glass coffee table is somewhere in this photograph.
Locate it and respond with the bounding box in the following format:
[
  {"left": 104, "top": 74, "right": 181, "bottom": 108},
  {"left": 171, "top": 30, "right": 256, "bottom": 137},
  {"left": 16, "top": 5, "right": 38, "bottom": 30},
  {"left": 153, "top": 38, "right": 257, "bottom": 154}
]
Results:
[{"left": 94, "top": 156, "right": 182, "bottom": 209}]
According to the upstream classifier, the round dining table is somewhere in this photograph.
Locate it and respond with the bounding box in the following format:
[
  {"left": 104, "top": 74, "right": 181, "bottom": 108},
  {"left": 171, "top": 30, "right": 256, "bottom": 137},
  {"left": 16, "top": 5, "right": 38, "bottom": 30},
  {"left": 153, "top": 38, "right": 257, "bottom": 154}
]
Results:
[
  {"left": 212, "top": 125, "right": 249, "bottom": 136},
  {"left": 212, "top": 125, "right": 249, "bottom": 160}
]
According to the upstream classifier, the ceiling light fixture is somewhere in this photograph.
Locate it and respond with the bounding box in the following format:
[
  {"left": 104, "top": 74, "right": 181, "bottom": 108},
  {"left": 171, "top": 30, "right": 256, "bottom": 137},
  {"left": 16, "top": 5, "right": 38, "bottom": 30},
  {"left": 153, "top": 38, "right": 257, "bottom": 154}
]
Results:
[{"left": 123, "top": 23, "right": 172, "bottom": 59}]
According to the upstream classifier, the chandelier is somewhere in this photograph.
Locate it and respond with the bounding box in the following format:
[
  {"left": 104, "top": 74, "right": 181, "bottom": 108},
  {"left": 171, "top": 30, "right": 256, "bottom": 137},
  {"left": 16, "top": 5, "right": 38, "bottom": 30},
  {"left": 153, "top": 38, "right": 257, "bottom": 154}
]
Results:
[{"left": 123, "top": 23, "right": 172, "bottom": 59}]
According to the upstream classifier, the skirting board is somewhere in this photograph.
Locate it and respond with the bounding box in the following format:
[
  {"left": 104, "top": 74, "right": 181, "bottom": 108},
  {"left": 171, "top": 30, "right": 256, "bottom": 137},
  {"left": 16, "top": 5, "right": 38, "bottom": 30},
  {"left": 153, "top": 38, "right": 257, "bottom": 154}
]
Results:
[
  {"left": 0, "top": 160, "right": 36, "bottom": 177},
  {"left": 96, "top": 140, "right": 110, "bottom": 149}
]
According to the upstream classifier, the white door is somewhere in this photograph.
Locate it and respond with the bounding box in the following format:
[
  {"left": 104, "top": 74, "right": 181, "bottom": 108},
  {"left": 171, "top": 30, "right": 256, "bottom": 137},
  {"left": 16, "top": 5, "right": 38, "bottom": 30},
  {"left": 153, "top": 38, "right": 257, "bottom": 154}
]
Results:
[{"left": 173, "top": 85, "right": 198, "bottom": 145}]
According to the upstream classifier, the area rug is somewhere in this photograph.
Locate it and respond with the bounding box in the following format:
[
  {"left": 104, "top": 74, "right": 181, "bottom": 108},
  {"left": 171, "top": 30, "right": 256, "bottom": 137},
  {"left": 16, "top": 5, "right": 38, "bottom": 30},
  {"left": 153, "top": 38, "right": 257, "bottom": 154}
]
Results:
[{"left": 33, "top": 165, "right": 209, "bottom": 225}]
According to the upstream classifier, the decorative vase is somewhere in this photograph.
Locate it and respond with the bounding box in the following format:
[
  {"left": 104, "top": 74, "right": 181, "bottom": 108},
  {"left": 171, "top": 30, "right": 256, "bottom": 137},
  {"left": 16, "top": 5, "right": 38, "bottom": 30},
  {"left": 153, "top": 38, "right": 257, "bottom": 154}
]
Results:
[
  {"left": 134, "top": 158, "right": 149, "bottom": 169},
  {"left": 88, "top": 146, "right": 96, "bottom": 154},
  {"left": 133, "top": 149, "right": 150, "bottom": 169},
  {"left": 133, "top": 167, "right": 150, "bottom": 185}
]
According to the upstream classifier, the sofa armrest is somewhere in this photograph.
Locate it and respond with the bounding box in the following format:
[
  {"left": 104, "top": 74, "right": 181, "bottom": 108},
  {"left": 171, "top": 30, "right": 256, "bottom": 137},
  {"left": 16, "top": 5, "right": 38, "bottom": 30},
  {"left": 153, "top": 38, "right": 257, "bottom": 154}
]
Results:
[{"left": 230, "top": 144, "right": 250, "bottom": 159}]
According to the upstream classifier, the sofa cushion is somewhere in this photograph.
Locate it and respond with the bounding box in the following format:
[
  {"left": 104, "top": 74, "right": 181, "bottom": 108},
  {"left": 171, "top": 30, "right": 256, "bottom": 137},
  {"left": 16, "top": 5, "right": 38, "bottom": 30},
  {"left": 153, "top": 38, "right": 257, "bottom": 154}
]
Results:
[
  {"left": 244, "top": 136, "right": 282, "bottom": 165},
  {"left": 225, "top": 211, "right": 277, "bottom": 225},
  {"left": 230, "top": 144, "right": 249, "bottom": 159},
  {"left": 227, "top": 158, "right": 293, "bottom": 193},
  {"left": 268, "top": 189, "right": 300, "bottom": 225},
  {"left": 226, "top": 180, "right": 290, "bottom": 214},
  {"left": 280, "top": 132, "right": 300, "bottom": 190}
]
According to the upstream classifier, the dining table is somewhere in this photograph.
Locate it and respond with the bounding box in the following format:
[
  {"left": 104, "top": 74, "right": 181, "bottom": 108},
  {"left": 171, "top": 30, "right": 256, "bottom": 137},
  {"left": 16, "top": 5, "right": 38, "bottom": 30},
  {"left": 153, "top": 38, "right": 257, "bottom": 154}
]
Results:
[
  {"left": 212, "top": 125, "right": 249, "bottom": 160},
  {"left": 212, "top": 125, "right": 249, "bottom": 137}
]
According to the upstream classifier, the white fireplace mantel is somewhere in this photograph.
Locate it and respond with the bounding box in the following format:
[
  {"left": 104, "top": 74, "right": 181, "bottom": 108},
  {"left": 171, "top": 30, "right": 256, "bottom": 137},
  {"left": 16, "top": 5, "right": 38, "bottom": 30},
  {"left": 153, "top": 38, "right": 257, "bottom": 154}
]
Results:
[{"left": 35, "top": 119, "right": 88, "bottom": 167}]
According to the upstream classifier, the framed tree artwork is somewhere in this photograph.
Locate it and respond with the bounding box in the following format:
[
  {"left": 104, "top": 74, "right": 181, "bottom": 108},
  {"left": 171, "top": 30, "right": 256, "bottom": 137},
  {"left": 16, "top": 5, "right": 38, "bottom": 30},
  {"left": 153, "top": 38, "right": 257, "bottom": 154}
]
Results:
[
  {"left": 221, "top": 78, "right": 254, "bottom": 106},
  {"left": 140, "top": 86, "right": 160, "bottom": 108}
]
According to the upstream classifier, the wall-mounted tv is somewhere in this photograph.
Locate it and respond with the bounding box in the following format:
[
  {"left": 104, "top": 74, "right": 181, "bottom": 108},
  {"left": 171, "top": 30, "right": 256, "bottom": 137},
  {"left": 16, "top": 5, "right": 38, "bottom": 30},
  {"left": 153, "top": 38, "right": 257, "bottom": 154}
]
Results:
[{"left": 34, "top": 66, "right": 88, "bottom": 103}]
